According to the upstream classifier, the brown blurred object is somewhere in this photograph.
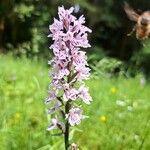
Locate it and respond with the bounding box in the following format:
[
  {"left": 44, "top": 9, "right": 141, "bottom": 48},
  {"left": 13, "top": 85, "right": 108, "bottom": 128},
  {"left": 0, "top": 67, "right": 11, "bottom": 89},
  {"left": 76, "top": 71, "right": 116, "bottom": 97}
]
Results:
[{"left": 124, "top": 2, "right": 150, "bottom": 40}]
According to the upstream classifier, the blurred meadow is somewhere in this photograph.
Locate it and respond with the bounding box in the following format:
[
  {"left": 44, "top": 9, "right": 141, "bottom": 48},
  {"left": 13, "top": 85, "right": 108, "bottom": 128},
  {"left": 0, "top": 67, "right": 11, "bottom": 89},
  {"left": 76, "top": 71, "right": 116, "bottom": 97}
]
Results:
[
  {"left": 0, "top": 55, "right": 150, "bottom": 150},
  {"left": 0, "top": 0, "right": 150, "bottom": 150}
]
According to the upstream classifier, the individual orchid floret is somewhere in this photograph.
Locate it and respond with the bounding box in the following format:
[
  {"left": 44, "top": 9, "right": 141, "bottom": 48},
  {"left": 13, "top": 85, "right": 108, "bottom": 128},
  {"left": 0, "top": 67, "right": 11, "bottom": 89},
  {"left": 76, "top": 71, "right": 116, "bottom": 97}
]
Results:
[
  {"left": 48, "top": 101, "right": 62, "bottom": 115},
  {"left": 63, "top": 85, "right": 78, "bottom": 101},
  {"left": 47, "top": 118, "right": 64, "bottom": 131},
  {"left": 66, "top": 107, "right": 85, "bottom": 126},
  {"left": 69, "top": 143, "right": 79, "bottom": 150},
  {"left": 75, "top": 66, "right": 91, "bottom": 80},
  {"left": 45, "top": 90, "right": 57, "bottom": 104},
  {"left": 78, "top": 85, "right": 92, "bottom": 104}
]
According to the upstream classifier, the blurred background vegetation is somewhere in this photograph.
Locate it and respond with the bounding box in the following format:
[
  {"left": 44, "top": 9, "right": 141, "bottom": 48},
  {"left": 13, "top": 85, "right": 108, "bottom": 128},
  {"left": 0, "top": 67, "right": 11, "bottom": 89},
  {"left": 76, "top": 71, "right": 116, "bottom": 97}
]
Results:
[{"left": 0, "top": 0, "right": 150, "bottom": 77}]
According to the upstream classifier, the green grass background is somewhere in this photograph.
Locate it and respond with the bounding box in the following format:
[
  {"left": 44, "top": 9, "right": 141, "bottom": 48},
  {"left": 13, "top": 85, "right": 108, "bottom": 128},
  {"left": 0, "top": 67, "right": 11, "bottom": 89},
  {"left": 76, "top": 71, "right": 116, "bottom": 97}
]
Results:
[{"left": 0, "top": 54, "right": 150, "bottom": 150}]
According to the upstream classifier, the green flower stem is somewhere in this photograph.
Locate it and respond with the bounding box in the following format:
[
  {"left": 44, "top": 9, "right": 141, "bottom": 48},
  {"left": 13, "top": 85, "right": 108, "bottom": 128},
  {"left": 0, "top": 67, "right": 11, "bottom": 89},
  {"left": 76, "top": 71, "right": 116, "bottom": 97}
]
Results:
[{"left": 64, "top": 101, "right": 70, "bottom": 150}]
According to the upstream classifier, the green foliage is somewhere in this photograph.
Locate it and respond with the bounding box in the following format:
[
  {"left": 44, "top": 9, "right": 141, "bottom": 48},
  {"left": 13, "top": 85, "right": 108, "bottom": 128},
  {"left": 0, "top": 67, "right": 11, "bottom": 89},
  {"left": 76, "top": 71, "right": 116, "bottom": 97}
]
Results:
[
  {"left": 0, "top": 54, "right": 150, "bottom": 149},
  {"left": 129, "top": 40, "right": 150, "bottom": 77},
  {"left": 14, "top": 3, "right": 34, "bottom": 21},
  {"left": 91, "top": 57, "right": 124, "bottom": 77},
  {"left": 88, "top": 46, "right": 106, "bottom": 62}
]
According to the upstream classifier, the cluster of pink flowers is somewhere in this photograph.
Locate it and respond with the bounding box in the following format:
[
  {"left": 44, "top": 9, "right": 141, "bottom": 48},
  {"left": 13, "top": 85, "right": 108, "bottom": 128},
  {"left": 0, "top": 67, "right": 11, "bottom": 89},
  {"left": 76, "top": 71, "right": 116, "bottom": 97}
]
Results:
[{"left": 46, "top": 6, "right": 92, "bottom": 132}]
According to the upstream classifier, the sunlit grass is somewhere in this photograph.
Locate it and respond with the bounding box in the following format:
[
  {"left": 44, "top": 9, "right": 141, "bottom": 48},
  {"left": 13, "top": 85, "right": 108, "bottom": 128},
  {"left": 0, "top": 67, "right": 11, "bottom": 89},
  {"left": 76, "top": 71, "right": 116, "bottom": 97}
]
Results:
[{"left": 0, "top": 54, "right": 150, "bottom": 150}]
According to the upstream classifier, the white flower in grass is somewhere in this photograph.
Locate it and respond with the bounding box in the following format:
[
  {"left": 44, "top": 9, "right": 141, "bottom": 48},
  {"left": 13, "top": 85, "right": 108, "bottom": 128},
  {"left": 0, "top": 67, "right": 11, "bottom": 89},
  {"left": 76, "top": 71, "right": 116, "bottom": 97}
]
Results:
[{"left": 116, "top": 100, "right": 126, "bottom": 107}]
